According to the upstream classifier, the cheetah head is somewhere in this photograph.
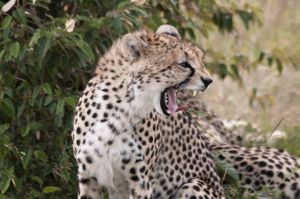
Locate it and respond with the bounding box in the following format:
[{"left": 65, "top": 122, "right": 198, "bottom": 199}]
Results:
[
  {"left": 97, "top": 25, "right": 212, "bottom": 117},
  {"left": 154, "top": 25, "right": 213, "bottom": 116}
]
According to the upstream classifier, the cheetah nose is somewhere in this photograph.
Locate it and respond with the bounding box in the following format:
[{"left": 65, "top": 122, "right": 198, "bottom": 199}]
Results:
[{"left": 201, "top": 77, "right": 213, "bottom": 88}]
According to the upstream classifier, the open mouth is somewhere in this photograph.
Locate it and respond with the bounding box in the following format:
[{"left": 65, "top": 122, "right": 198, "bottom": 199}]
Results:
[{"left": 160, "top": 80, "right": 189, "bottom": 116}]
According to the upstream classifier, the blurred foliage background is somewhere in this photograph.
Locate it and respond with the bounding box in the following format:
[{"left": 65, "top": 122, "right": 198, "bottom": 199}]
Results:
[{"left": 0, "top": 0, "right": 298, "bottom": 198}]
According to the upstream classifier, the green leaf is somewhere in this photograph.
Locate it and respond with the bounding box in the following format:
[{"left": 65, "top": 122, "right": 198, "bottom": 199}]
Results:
[
  {"left": 0, "top": 50, "right": 5, "bottom": 62},
  {"left": 32, "top": 85, "right": 41, "bottom": 99},
  {"left": 0, "top": 174, "right": 11, "bottom": 194},
  {"left": 0, "top": 124, "right": 10, "bottom": 134},
  {"left": 215, "top": 159, "right": 239, "bottom": 185},
  {"left": 29, "top": 188, "right": 41, "bottom": 198},
  {"left": 29, "top": 31, "right": 41, "bottom": 47},
  {"left": 21, "top": 149, "right": 32, "bottom": 169},
  {"left": 43, "top": 186, "right": 61, "bottom": 193},
  {"left": 12, "top": 8, "right": 27, "bottom": 25},
  {"left": 21, "top": 121, "right": 41, "bottom": 137},
  {"left": 276, "top": 59, "right": 283, "bottom": 74},
  {"left": 1, "top": 16, "right": 12, "bottom": 28},
  {"left": 267, "top": 56, "right": 273, "bottom": 66},
  {"left": 238, "top": 10, "right": 253, "bottom": 29},
  {"left": 34, "top": 150, "right": 48, "bottom": 163},
  {"left": 117, "top": 1, "right": 129, "bottom": 9},
  {"left": 170, "top": 0, "right": 177, "bottom": 6},
  {"left": 223, "top": 13, "right": 233, "bottom": 32},
  {"left": 112, "top": 17, "right": 123, "bottom": 34},
  {"left": 38, "top": 36, "right": 51, "bottom": 61},
  {"left": 44, "top": 95, "right": 53, "bottom": 106},
  {"left": 31, "top": 175, "right": 43, "bottom": 186},
  {"left": 218, "top": 63, "right": 228, "bottom": 79},
  {"left": 230, "top": 64, "right": 240, "bottom": 79},
  {"left": 9, "top": 42, "right": 20, "bottom": 59},
  {"left": 56, "top": 99, "right": 65, "bottom": 116},
  {"left": 0, "top": 98, "right": 15, "bottom": 118},
  {"left": 77, "top": 40, "right": 95, "bottom": 60},
  {"left": 42, "top": 83, "right": 52, "bottom": 95},
  {"left": 65, "top": 96, "right": 77, "bottom": 108},
  {"left": 258, "top": 52, "right": 265, "bottom": 62},
  {"left": 21, "top": 124, "right": 31, "bottom": 137}
]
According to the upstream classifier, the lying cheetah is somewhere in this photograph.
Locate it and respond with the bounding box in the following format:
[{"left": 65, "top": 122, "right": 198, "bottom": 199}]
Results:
[
  {"left": 180, "top": 92, "right": 300, "bottom": 199},
  {"left": 72, "top": 25, "right": 225, "bottom": 199}
]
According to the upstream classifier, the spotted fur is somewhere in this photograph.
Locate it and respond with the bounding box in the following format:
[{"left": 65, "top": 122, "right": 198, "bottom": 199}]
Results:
[
  {"left": 72, "top": 25, "right": 223, "bottom": 199},
  {"left": 180, "top": 92, "right": 300, "bottom": 199},
  {"left": 72, "top": 24, "right": 300, "bottom": 199}
]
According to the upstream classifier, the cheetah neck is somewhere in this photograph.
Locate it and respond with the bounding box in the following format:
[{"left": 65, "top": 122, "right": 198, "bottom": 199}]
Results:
[
  {"left": 88, "top": 72, "right": 156, "bottom": 135},
  {"left": 89, "top": 45, "right": 161, "bottom": 134}
]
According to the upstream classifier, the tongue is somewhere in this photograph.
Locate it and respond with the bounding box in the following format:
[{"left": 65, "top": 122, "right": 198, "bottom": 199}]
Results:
[{"left": 167, "top": 88, "right": 186, "bottom": 113}]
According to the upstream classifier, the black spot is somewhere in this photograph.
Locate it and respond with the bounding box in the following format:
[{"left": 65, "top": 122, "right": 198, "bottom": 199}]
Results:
[
  {"left": 258, "top": 161, "right": 267, "bottom": 167},
  {"left": 291, "top": 182, "right": 298, "bottom": 191},
  {"left": 266, "top": 170, "right": 274, "bottom": 177},
  {"left": 86, "top": 156, "right": 93, "bottom": 164},
  {"left": 80, "top": 196, "right": 92, "bottom": 199},
  {"left": 129, "top": 168, "right": 136, "bottom": 174},
  {"left": 246, "top": 165, "right": 254, "bottom": 172},
  {"left": 128, "top": 142, "right": 134, "bottom": 147},
  {"left": 92, "top": 113, "right": 97, "bottom": 118},
  {"left": 130, "top": 176, "right": 139, "bottom": 181},
  {"left": 245, "top": 178, "right": 252, "bottom": 184},
  {"left": 235, "top": 156, "right": 243, "bottom": 161},
  {"left": 107, "top": 103, "right": 113, "bottom": 109},
  {"left": 80, "top": 178, "right": 90, "bottom": 184},
  {"left": 279, "top": 183, "right": 285, "bottom": 189},
  {"left": 107, "top": 140, "right": 114, "bottom": 145},
  {"left": 96, "top": 104, "right": 101, "bottom": 109},
  {"left": 122, "top": 158, "right": 131, "bottom": 164},
  {"left": 192, "top": 185, "right": 200, "bottom": 192},
  {"left": 139, "top": 166, "right": 146, "bottom": 173},
  {"left": 103, "top": 95, "right": 109, "bottom": 100},
  {"left": 278, "top": 172, "right": 284, "bottom": 179},
  {"left": 76, "top": 127, "right": 81, "bottom": 134}
]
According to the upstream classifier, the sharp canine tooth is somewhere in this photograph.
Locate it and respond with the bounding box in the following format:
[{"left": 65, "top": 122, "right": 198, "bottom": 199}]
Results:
[{"left": 193, "top": 91, "right": 198, "bottom": 96}]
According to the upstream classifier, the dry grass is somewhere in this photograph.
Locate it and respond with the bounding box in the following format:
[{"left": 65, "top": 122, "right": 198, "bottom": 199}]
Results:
[{"left": 200, "top": 0, "right": 300, "bottom": 134}]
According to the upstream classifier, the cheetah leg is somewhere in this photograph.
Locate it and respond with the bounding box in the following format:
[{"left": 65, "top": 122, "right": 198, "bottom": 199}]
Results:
[
  {"left": 174, "top": 178, "right": 225, "bottom": 199},
  {"left": 127, "top": 172, "right": 152, "bottom": 199},
  {"left": 121, "top": 156, "right": 152, "bottom": 199},
  {"left": 108, "top": 135, "right": 152, "bottom": 199},
  {"left": 117, "top": 152, "right": 152, "bottom": 199},
  {"left": 78, "top": 175, "right": 101, "bottom": 199},
  {"left": 106, "top": 169, "right": 130, "bottom": 199}
]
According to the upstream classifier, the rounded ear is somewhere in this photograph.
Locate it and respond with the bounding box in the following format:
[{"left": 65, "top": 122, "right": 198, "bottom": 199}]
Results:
[
  {"left": 156, "top": 24, "right": 181, "bottom": 40},
  {"left": 122, "top": 33, "right": 147, "bottom": 61}
]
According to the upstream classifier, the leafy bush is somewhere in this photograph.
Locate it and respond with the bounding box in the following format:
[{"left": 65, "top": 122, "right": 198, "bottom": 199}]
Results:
[{"left": 0, "top": 0, "right": 288, "bottom": 198}]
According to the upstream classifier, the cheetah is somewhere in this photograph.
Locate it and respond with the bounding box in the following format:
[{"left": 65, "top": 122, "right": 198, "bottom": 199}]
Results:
[
  {"left": 72, "top": 25, "right": 225, "bottom": 199},
  {"left": 211, "top": 144, "right": 300, "bottom": 199},
  {"left": 179, "top": 92, "right": 300, "bottom": 199}
]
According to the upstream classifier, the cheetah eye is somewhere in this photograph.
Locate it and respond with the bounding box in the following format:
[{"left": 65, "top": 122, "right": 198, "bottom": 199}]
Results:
[{"left": 178, "top": 62, "right": 191, "bottom": 69}]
